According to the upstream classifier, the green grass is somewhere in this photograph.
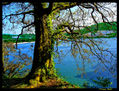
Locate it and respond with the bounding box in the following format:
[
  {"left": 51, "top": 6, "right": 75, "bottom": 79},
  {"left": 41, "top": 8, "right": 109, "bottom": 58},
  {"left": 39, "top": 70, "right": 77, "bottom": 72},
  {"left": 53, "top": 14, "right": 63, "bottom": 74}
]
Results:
[
  {"left": 64, "top": 22, "right": 117, "bottom": 38},
  {"left": 2, "top": 34, "right": 35, "bottom": 43}
]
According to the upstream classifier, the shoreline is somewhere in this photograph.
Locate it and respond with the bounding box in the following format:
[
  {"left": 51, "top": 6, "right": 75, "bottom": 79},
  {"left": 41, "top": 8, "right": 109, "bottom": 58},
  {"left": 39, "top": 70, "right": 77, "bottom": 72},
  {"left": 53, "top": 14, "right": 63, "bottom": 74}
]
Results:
[
  {"left": 6, "top": 37, "right": 117, "bottom": 45},
  {"left": 13, "top": 41, "right": 35, "bottom": 45}
]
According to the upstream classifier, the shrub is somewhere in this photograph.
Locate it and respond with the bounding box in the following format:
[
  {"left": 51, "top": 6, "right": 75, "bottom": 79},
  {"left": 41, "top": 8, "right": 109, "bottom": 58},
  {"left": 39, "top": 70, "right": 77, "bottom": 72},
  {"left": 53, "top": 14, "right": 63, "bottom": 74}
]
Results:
[{"left": 2, "top": 42, "right": 32, "bottom": 78}]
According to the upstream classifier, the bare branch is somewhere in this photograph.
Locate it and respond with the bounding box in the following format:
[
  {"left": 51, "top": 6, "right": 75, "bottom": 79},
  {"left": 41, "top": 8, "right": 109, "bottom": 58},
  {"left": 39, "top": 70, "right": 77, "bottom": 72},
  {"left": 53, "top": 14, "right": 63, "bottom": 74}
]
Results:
[
  {"left": 15, "top": 22, "right": 34, "bottom": 49},
  {"left": 52, "top": 2, "right": 80, "bottom": 12},
  {"left": 69, "top": 8, "right": 75, "bottom": 30},
  {"left": 3, "top": 10, "right": 34, "bottom": 20}
]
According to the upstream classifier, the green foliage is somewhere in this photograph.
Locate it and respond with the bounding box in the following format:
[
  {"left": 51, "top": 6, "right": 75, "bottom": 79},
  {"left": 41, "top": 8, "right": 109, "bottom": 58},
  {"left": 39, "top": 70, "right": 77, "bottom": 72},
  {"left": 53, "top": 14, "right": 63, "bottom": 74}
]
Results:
[
  {"left": 69, "top": 22, "right": 117, "bottom": 39},
  {"left": 76, "top": 22, "right": 117, "bottom": 34},
  {"left": 41, "top": 2, "right": 49, "bottom": 8},
  {"left": 47, "top": 14, "right": 53, "bottom": 35},
  {"left": 62, "top": 22, "right": 117, "bottom": 39},
  {"left": 3, "top": 21, "right": 117, "bottom": 43},
  {"left": 92, "top": 77, "right": 112, "bottom": 88},
  {"left": 82, "top": 77, "right": 112, "bottom": 88},
  {"left": 106, "top": 33, "right": 117, "bottom": 37}
]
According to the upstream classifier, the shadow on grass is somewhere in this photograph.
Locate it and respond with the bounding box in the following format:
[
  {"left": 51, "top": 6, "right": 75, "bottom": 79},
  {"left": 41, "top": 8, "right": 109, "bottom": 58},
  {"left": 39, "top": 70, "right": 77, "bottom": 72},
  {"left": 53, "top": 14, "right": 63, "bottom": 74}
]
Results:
[
  {"left": 2, "top": 76, "right": 79, "bottom": 89},
  {"left": 2, "top": 78, "right": 26, "bottom": 88}
]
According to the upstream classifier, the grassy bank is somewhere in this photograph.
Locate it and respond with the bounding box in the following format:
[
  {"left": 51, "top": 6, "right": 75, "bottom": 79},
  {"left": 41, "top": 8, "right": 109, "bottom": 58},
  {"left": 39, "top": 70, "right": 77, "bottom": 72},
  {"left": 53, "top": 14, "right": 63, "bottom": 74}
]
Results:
[
  {"left": 2, "top": 75, "right": 80, "bottom": 89},
  {"left": 2, "top": 22, "right": 117, "bottom": 43},
  {"left": 64, "top": 22, "right": 117, "bottom": 39},
  {"left": 75, "top": 22, "right": 117, "bottom": 34},
  {"left": 2, "top": 34, "right": 35, "bottom": 43}
]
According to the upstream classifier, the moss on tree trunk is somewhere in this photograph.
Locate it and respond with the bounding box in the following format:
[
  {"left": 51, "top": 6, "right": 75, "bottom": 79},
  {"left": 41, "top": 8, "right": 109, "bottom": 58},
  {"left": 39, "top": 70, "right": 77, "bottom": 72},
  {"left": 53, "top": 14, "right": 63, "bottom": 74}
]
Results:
[{"left": 25, "top": 3, "right": 56, "bottom": 84}]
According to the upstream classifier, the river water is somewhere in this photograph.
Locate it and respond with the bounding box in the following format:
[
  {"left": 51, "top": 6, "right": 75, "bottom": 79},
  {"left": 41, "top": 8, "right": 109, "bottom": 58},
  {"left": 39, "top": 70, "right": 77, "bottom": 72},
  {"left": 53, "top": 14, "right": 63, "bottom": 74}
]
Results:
[{"left": 7, "top": 38, "right": 117, "bottom": 88}]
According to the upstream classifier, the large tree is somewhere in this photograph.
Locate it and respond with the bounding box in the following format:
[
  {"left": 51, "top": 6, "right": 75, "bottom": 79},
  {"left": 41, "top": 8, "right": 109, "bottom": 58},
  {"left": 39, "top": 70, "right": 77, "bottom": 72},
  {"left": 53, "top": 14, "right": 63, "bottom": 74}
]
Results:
[{"left": 2, "top": 1, "right": 117, "bottom": 85}]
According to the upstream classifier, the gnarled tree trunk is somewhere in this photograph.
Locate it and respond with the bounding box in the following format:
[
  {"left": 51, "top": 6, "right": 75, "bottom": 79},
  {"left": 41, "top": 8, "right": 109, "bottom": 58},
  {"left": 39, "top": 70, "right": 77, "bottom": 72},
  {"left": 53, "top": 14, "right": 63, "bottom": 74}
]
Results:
[{"left": 25, "top": 2, "right": 55, "bottom": 83}]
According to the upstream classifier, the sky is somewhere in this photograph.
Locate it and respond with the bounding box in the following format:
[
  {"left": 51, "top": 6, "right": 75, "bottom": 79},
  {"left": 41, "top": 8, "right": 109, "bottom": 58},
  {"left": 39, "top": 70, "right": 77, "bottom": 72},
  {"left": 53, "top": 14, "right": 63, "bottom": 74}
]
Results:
[
  {"left": 2, "top": 2, "right": 117, "bottom": 35},
  {"left": 68, "top": 3, "right": 117, "bottom": 26},
  {"left": 2, "top": 3, "right": 23, "bottom": 35}
]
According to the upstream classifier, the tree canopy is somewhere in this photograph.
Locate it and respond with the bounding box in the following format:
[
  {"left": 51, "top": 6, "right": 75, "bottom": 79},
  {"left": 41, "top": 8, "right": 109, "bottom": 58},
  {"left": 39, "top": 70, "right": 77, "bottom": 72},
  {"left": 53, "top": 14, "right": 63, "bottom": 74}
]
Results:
[{"left": 2, "top": 2, "right": 117, "bottom": 88}]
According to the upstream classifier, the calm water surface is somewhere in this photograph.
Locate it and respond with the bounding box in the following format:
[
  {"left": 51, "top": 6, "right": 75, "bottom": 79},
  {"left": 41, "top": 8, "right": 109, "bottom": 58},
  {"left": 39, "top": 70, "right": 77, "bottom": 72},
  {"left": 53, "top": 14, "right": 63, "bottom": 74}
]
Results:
[{"left": 8, "top": 38, "right": 117, "bottom": 88}]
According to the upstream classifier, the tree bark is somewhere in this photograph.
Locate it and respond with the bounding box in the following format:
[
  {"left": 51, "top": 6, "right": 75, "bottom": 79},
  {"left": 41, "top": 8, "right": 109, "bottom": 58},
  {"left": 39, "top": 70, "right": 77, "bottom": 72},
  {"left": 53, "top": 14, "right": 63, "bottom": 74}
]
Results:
[{"left": 25, "top": 2, "right": 55, "bottom": 83}]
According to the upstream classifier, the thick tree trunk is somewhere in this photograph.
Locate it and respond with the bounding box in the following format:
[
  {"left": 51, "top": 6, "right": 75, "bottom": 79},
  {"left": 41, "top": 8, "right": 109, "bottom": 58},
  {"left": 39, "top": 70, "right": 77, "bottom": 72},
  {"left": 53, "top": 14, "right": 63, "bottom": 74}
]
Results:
[{"left": 25, "top": 2, "right": 55, "bottom": 83}]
